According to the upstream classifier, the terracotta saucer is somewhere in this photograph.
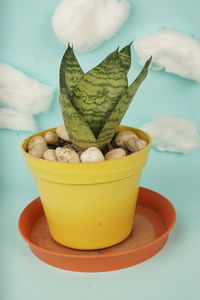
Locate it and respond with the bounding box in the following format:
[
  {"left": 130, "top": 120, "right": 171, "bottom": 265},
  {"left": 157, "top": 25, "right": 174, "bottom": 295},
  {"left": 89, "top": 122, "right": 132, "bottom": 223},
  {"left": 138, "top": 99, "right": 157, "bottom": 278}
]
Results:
[{"left": 18, "top": 187, "right": 176, "bottom": 272}]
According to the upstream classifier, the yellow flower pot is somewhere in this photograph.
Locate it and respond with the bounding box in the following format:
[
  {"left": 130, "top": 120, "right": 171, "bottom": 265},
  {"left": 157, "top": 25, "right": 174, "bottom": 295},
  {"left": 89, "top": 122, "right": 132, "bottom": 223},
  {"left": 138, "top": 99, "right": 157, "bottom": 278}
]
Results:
[{"left": 21, "top": 126, "right": 151, "bottom": 250}]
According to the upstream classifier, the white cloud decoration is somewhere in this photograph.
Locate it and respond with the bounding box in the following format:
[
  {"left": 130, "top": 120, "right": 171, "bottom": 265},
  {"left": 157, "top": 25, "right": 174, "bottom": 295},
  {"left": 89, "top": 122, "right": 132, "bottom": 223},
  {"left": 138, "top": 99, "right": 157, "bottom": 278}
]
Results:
[
  {"left": 134, "top": 28, "right": 200, "bottom": 83},
  {"left": 140, "top": 115, "right": 200, "bottom": 154},
  {"left": 0, "top": 63, "right": 54, "bottom": 131},
  {"left": 52, "top": 0, "right": 130, "bottom": 51},
  {"left": 0, "top": 108, "right": 36, "bottom": 132}
]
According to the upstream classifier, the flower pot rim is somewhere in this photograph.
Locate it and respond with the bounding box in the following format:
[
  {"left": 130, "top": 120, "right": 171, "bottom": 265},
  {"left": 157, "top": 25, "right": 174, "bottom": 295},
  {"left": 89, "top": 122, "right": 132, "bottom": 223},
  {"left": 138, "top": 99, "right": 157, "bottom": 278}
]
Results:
[
  {"left": 21, "top": 124, "right": 152, "bottom": 166},
  {"left": 21, "top": 125, "right": 152, "bottom": 184}
]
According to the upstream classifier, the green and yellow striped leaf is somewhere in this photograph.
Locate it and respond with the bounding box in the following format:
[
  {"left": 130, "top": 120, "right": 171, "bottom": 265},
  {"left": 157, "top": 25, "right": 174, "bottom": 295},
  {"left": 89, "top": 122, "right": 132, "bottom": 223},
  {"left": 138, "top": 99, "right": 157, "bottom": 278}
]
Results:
[
  {"left": 118, "top": 43, "right": 132, "bottom": 73},
  {"left": 60, "top": 45, "right": 84, "bottom": 95},
  {"left": 71, "top": 50, "right": 128, "bottom": 137},
  {"left": 60, "top": 88, "right": 97, "bottom": 151},
  {"left": 59, "top": 44, "right": 151, "bottom": 151},
  {"left": 127, "top": 57, "right": 152, "bottom": 99},
  {"left": 97, "top": 57, "right": 152, "bottom": 148}
]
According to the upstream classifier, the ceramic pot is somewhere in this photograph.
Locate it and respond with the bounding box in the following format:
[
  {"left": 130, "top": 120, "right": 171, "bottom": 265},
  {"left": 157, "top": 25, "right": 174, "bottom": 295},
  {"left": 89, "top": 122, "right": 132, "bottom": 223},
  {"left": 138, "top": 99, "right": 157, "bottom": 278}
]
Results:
[{"left": 21, "top": 125, "right": 151, "bottom": 250}]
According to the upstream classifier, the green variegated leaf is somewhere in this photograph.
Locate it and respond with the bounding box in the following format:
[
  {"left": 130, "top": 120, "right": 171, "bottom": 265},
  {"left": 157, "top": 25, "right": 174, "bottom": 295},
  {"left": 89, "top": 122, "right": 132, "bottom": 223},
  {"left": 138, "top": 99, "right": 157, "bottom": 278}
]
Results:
[
  {"left": 60, "top": 45, "right": 84, "bottom": 95},
  {"left": 59, "top": 44, "right": 151, "bottom": 151},
  {"left": 71, "top": 50, "right": 128, "bottom": 137},
  {"left": 97, "top": 57, "right": 152, "bottom": 148},
  {"left": 60, "top": 89, "right": 97, "bottom": 151},
  {"left": 118, "top": 43, "right": 132, "bottom": 73},
  {"left": 127, "top": 57, "right": 152, "bottom": 99}
]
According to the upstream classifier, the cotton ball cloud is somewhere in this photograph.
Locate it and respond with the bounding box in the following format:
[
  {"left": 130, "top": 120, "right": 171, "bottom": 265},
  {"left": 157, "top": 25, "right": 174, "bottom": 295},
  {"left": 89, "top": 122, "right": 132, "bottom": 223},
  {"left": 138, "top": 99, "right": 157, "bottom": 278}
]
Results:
[
  {"left": 52, "top": 0, "right": 130, "bottom": 51},
  {"left": 0, "top": 108, "right": 36, "bottom": 131},
  {"left": 0, "top": 63, "right": 54, "bottom": 114},
  {"left": 0, "top": 63, "right": 54, "bottom": 131},
  {"left": 140, "top": 116, "right": 200, "bottom": 154},
  {"left": 134, "top": 28, "right": 200, "bottom": 83}
]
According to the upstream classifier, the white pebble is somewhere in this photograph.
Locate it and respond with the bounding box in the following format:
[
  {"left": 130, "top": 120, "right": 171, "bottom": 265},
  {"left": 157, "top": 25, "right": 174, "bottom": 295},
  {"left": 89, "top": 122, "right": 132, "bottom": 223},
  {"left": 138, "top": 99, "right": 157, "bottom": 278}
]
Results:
[
  {"left": 126, "top": 138, "right": 137, "bottom": 152},
  {"left": 55, "top": 147, "right": 80, "bottom": 163},
  {"left": 136, "top": 139, "right": 148, "bottom": 151},
  {"left": 43, "top": 149, "right": 57, "bottom": 161},
  {"left": 80, "top": 147, "right": 104, "bottom": 163},
  {"left": 56, "top": 124, "right": 70, "bottom": 141},
  {"left": 44, "top": 131, "right": 59, "bottom": 144},
  {"left": 28, "top": 135, "right": 47, "bottom": 151},
  {"left": 105, "top": 148, "right": 126, "bottom": 160},
  {"left": 115, "top": 130, "right": 139, "bottom": 148},
  {"left": 28, "top": 143, "right": 48, "bottom": 158}
]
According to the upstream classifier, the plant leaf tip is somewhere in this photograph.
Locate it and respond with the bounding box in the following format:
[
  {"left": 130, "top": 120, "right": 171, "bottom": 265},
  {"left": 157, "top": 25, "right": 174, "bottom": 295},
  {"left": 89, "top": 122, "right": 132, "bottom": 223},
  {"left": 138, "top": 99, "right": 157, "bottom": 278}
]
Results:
[{"left": 128, "top": 41, "right": 133, "bottom": 47}]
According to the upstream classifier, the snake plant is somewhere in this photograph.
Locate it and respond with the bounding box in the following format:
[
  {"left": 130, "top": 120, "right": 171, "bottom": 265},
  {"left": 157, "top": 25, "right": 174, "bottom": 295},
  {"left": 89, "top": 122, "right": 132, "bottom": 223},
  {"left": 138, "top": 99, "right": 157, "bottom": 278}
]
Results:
[{"left": 59, "top": 44, "right": 151, "bottom": 151}]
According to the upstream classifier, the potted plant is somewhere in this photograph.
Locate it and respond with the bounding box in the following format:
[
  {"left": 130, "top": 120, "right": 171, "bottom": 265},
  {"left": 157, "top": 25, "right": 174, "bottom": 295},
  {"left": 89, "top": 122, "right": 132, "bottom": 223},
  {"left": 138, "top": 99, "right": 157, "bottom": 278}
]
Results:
[{"left": 21, "top": 44, "right": 152, "bottom": 250}]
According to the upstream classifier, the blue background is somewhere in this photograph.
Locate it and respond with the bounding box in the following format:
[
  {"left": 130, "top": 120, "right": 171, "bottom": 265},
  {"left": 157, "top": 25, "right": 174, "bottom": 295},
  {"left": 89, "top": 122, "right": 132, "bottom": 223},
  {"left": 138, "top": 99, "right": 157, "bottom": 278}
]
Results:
[{"left": 0, "top": 0, "right": 200, "bottom": 299}]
